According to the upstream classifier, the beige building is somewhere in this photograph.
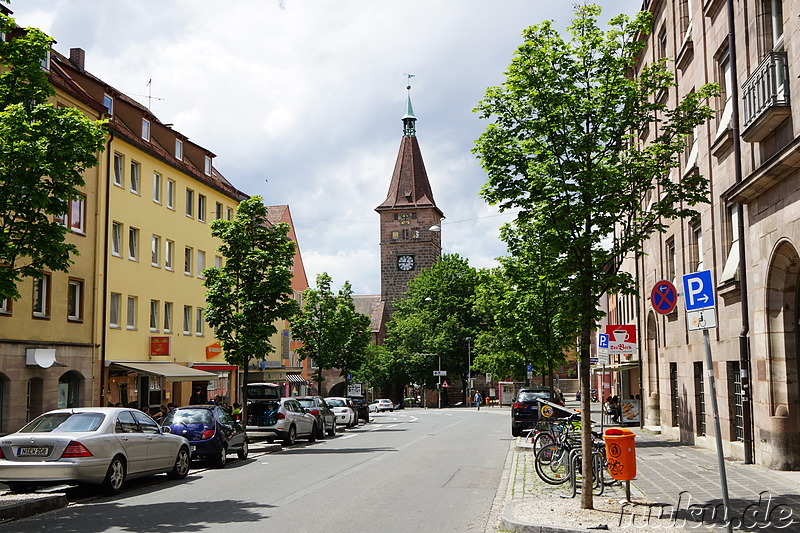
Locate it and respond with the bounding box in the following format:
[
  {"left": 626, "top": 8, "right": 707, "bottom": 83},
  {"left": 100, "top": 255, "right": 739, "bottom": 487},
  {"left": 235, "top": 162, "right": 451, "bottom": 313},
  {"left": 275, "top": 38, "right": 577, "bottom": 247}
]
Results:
[{"left": 633, "top": 0, "right": 798, "bottom": 469}]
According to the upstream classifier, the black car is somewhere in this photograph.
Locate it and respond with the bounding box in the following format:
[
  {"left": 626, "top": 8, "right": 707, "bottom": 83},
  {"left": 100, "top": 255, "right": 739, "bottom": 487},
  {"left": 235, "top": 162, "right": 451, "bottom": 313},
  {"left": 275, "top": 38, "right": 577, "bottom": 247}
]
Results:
[
  {"left": 347, "top": 396, "right": 370, "bottom": 423},
  {"left": 511, "top": 388, "right": 552, "bottom": 437},
  {"left": 161, "top": 405, "right": 248, "bottom": 467},
  {"left": 295, "top": 396, "right": 337, "bottom": 439}
]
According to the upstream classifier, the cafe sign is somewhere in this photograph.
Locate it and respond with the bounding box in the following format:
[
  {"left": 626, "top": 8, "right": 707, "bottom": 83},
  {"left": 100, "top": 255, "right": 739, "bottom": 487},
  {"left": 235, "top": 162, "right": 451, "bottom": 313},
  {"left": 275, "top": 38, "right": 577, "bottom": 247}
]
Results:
[
  {"left": 604, "top": 325, "right": 637, "bottom": 356},
  {"left": 150, "top": 336, "right": 170, "bottom": 356}
]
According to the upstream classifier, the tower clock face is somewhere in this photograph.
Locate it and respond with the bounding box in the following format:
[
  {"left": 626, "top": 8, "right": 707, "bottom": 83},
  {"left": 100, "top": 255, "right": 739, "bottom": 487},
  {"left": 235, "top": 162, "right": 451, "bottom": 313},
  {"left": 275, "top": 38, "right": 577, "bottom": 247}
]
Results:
[{"left": 397, "top": 255, "right": 415, "bottom": 271}]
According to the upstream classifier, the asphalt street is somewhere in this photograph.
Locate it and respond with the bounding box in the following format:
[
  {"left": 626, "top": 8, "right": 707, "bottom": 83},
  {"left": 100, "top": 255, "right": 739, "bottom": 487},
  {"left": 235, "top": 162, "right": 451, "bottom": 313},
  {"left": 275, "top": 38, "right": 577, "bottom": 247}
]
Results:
[{"left": 0, "top": 407, "right": 511, "bottom": 532}]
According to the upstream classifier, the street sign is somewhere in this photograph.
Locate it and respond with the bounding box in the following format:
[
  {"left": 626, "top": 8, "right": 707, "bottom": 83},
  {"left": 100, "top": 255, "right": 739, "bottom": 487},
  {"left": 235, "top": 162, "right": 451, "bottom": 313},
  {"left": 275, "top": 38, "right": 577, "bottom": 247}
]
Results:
[
  {"left": 433, "top": 370, "right": 447, "bottom": 376},
  {"left": 526, "top": 364, "right": 533, "bottom": 372},
  {"left": 597, "top": 350, "right": 609, "bottom": 365},
  {"left": 598, "top": 334, "right": 609, "bottom": 349},
  {"left": 605, "top": 325, "right": 637, "bottom": 355},
  {"left": 682, "top": 270, "right": 715, "bottom": 311},
  {"left": 589, "top": 357, "right": 599, "bottom": 364},
  {"left": 687, "top": 308, "right": 718, "bottom": 330},
  {"left": 651, "top": 280, "right": 678, "bottom": 314},
  {"left": 442, "top": 380, "right": 449, "bottom": 388}
]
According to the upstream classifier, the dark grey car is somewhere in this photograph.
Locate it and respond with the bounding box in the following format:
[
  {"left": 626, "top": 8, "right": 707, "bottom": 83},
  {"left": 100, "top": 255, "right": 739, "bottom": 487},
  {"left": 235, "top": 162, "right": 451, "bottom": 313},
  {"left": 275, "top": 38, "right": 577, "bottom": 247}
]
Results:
[{"left": 295, "top": 396, "right": 337, "bottom": 439}]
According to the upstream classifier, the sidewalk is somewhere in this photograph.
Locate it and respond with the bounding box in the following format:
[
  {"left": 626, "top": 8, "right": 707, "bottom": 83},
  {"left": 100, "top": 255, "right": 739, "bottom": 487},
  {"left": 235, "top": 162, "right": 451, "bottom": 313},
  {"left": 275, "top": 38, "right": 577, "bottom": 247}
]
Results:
[{"left": 497, "top": 402, "right": 800, "bottom": 532}]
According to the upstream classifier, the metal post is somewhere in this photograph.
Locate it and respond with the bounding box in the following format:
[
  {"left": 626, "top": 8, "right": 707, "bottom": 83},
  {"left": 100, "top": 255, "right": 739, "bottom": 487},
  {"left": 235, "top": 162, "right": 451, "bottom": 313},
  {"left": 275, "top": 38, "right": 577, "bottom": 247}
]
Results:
[
  {"left": 466, "top": 337, "right": 472, "bottom": 405},
  {"left": 438, "top": 353, "right": 442, "bottom": 409},
  {"left": 703, "top": 328, "right": 733, "bottom": 533}
]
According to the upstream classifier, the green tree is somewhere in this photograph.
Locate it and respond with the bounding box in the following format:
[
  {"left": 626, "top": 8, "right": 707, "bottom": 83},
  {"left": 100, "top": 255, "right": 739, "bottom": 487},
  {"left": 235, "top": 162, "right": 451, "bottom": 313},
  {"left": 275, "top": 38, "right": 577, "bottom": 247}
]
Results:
[
  {"left": 385, "top": 254, "right": 480, "bottom": 404},
  {"left": 203, "top": 196, "right": 299, "bottom": 413},
  {"left": 473, "top": 5, "right": 717, "bottom": 508},
  {"left": 291, "top": 272, "right": 371, "bottom": 393},
  {"left": 0, "top": 12, "right": 106, "bottom": 300}
]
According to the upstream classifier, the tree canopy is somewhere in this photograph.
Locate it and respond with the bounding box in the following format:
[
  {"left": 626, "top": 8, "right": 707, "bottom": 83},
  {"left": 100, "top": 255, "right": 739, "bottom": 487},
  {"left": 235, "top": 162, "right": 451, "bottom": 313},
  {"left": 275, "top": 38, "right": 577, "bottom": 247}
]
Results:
[
  {"left": 473, "top": 4, "right": 717, "bottom": 508},
  {"left": 0, "top": 12, "right": 106, "bottom": 300}
]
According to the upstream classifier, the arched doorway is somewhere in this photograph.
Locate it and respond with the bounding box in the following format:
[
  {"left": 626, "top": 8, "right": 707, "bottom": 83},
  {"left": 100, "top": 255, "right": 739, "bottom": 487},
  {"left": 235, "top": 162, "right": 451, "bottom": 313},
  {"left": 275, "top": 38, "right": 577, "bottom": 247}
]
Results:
[
  {"left": 645, "top": 311, "right": 661, "bottom": 426},
  {"left": 58, "top": 371, "right": 84, "bottom": 408}
]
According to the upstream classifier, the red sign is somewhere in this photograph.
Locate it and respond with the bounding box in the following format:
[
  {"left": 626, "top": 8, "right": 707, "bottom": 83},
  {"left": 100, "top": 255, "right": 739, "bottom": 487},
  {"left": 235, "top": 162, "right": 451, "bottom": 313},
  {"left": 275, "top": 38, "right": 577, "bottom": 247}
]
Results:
[
  {"left": 651, "top": 280, "right": 678, "bottom": 314},
  {"left": 150, "top": 336, "right": 170, "bottom": 356},
  {"left": 205, "top": 342, "right": 222, "bottom": 360},
  {"left": 605, "top": 324, "right": 637, "bottom": 344}
]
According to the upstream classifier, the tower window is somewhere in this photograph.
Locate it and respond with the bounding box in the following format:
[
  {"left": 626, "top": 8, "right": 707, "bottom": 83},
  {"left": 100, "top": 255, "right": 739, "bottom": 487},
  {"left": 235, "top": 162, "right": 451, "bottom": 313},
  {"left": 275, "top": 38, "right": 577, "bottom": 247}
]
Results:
[{"left": 391, "top": 231, "right": 399, "bottom": 240}]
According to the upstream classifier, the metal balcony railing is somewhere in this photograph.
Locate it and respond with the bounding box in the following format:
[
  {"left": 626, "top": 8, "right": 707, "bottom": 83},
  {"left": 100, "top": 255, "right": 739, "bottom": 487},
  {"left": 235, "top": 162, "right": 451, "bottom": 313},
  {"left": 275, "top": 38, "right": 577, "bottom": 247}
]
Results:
[{"left": 742, "top": 51, "right": 790, "bottom": 130}]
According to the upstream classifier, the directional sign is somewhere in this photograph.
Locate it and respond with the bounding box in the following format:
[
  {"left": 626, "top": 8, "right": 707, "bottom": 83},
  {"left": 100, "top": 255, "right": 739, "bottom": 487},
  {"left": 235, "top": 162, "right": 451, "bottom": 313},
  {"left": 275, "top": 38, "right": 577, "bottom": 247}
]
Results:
[
  {"left": 598, "top": 334, "right": 609, "bottom": 349},
  {"left": 433, "top": 370, "right": 447, "bottom": 377},
  {"left": 651, "top": 280, "right": 678, "bottom": 315},
  {"left": 682, "top": 270, "right": 715, "bottom": 311}
]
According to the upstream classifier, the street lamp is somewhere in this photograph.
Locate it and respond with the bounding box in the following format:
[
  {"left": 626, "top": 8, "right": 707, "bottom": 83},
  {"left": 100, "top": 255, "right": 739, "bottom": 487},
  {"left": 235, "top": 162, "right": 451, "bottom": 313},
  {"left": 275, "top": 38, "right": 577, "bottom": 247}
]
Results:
[{"left": 465, "top": 337, "right": 472, "bottom": 406}]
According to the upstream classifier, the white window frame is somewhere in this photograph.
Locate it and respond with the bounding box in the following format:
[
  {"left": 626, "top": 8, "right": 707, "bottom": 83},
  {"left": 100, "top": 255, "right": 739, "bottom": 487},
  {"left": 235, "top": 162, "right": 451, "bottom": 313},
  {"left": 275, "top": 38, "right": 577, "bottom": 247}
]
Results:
[
  {"left": 215, "top": 202, "right": 223, "bottom": 220},
  {"left": 184, "top": 246, "right": 193, "bottom": 276},
  {"left": 111, "top": 222, "right": 123, "bottom": 257},
  {"left": 151, "top": 235, "right": 161, "bottom": 267},
  {"left": 130, "top": 160, "right": 141, "bottom": 194},
  {"left": 109, "top": 292, "right": 121, "bottom": 327},
  {"left": 69, "top": 195, "right": 86, "bottom": 234},
  {"left": 175, "top": 139, "right": 183, "bottom": 160},
  {"left": 183, "top": 305, "right": 192, "bottom": 335},
  {"left": 204, "top": 155, "right": 212, "bottom": 176},
  {"left": 150, "top": 299, "right": 159, "bottom": 331},
  {"left": 215, "top": 255, "right": 223, "bottom": 268},
  {"left": 103, "top": 94, "right": 113, "bottom": 116},
  {"left": 198, "top": 194, "right": 206, "bottom": 222},
  {"left": 185, "top": 189, "right": 194, "bottom": 218},
  {"left": 196, "top": 308, "right": 204, "bottom": 336},
  {"left": 142, "top": 118, "right": 150, "bottom": 142},
  {"left": 33, "top": 275, "right": 50, "bottom": 318},
  {"left": 128, "top": 227, "right": 139, "bottom": 261},
  {"left": 127, "top": 296, "right": 137, "bottom": 330},
  {"left": 166, "top": 179, "right": 175, "bottom": 210},
  {"left": 197, "top": 250, "right": 206, "bottom": 278},
  {"left": 153, "top": 172, "right": 162, "bottom": 204},
  {"left": 67, "top": 279, "right": 82, "bottom": 321},
  {"left": 113, "top": 152, "right": 124, "bottom": 187},
  {"left": 165, "top": 239, "right": 174, "bottom": 270},
  {"left": 164, "top": 302, "right": 173, "bottom": 333}
]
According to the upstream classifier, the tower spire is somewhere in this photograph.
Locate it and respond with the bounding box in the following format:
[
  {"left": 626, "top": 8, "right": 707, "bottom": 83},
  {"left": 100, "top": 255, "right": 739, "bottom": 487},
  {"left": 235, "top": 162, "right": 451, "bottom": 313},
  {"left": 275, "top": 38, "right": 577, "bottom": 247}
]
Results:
[{"left": 402, "top": 74, "right": 416, "bottom": 137}]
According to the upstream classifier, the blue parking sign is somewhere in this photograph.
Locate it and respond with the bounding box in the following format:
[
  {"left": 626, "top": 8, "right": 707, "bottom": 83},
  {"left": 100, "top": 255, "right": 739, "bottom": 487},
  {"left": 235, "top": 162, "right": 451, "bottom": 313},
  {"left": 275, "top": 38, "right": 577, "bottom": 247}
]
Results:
[
  {"left": 598, "top": 333, "right": 609, "bottom": 349},
  {"left": 682, "top": 270, "right": 715, "bottom": 311}
]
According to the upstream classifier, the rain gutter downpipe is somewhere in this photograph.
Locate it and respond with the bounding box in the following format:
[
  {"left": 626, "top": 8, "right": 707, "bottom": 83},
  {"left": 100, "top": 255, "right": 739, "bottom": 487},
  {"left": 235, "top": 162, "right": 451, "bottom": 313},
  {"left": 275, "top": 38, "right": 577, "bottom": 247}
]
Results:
[{"left": 99, "top": 131, "right": 114, "bottom": 406}]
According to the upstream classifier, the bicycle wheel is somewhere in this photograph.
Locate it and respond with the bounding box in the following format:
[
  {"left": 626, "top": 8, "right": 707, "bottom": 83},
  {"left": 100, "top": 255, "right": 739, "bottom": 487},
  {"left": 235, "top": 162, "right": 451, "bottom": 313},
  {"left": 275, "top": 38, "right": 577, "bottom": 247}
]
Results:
[
  {"left": 534, "top": 443, "right": 570, "bottom": 485},
  {"left": 532, "top": 431, "right": 555, "bottom": 453}
]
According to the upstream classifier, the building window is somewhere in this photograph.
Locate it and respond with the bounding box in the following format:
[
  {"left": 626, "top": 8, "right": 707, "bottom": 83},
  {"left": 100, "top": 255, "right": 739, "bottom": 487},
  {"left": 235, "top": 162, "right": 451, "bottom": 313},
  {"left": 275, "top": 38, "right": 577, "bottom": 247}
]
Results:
[
  {"left": 33, "top": 274, "right": 51, "bottom": 318},
  {"left": 141, "top": 118, "right": 150, "bottom": 142},
  {"left": 184, "top": 247, "right": 193, "bottom": 275},
  {"left": 183, "top": 306, "right": 192, "bottom": 335},
  {"left": 150, "top": 300, "right": 159, "bottom": 331},
  {"left": 103, "top": 94, "right": 113, "bottom": 116},
  {"left": 130, "top": 161, "right": 140, "bottom": 194},
  {"left": 391, "top": 231, "right": 399, "bottom": 240},
  {"left": 720, "top": 205, "right": 740, "bottom": 284},
  {"left": 670, "top": 363, "right": 679, "bottom": 427},
  {"left": 715, "top": 50, "right": 733, "bottom": 139},
  {"left": 196, "top": 308, "right": 204, "bottom": 336},
  {"left": 204, "top": 155, "right": 212, "bottom": 176},
  {"left": 215, "top": 255, "right": 222, "bottom": 268},
  {"left": 185, "top": 189, "right": 194, "bottom": 218},
  {"left": 694, "top": 361, "right": 705, "bottom": 436},
  {"left": 40, "top": 49, "right": 50, "bottom": 71},
  {"left": 153, "top": 172, "right": 162, "bottom": 203},
  {"left": 198, "top": 195, "right": 206, "bottom": 222},
  {"left": 400, "top": 213, "right": 410, "bottom": 225},
  {"left": 164, "top": 302, "right": 173, "bottom": 333},
  {"left": 768, "top": 0, "right": 784, "bottom": 51},
  {"left": 665, "top": 237, "right": 676, "bottom": 282},
  {"left": 128, "top": 227, "right": 139, "bottom": 261},
  {"left": 69, "top": 195, "right": 86, "bottom": 234},
  {"left": 111, "top": 222, "right": 123, "bottom": 257},
  {"left": 657, "top": 27, "right": 667, "bottom": 60},
  {"left": 678, "top": 0, "right": 692, "bottom": 39},
  {"left": 0, "top": 297, "right": 11, "bottom": 315},
  {"left": 166, "top": 179, "right": 175, "bottom": 209},
  {"left": 689, "top": 222, "right": 703, "bottom": 272},
  {"left": 113, "top": 153, "right": 124, "bottom": 187},
  {"left": 730, "top": 361, "right": 744, "bottom": 441},
  {"left": 215, "top": 202, "right": 223, "bottom": 220},
  {"left": 151, "top": 235, "right": 161, "bottom": 266},
  {"left": 67, "top": 279, "right": 83, "bottom": 321},
  {"left": 165, "top": 240, "right": 174, "bottom": 270},
  {"left": 197, "top": 250, "right": 206, "bottom": 278},
  {"left": 175, "top": 139, "right": 183, "bottom": 160},
  {"left": 402, "top": 229, "right": 409, "bottom": 239},
  {"left": 127, "top": 296, "right": 137, "bottom": 329},
  {"left": 226, "top": 207, "right": 232, "bottom": 221},
  {"left": 109, "top": 292, "right": 121, "bottom": 327}
]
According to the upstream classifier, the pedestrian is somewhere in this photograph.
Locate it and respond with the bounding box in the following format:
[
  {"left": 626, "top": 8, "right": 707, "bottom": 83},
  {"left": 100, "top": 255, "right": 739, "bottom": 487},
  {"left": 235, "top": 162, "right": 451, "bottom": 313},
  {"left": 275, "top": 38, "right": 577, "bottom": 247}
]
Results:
[
  {"left": 473, "top": 390, "right": 482, "bottom": 411},
  {"left": 232, "top": 402, "right": 242, "bottom": 422},
  {"left": 189, "top": 387, "right": 204, "bottom": 405}
]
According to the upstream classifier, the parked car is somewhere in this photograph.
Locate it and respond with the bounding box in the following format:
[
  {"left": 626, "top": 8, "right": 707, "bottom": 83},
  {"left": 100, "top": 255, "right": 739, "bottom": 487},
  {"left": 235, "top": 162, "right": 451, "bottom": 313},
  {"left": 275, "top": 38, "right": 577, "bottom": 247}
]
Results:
[
  {"left": 369, "top": 399, "right": 395, "bottom": 412},
  {"left": 295, "top": 396, "right": 337, "bottom": 438},
  {"left": 246, "top": 382, "right": 282, "bottom": 401},
  {"left": 0, "top": 407, "right": 190, "bottom": 495},
  {"left": 347, "top": 396, "right": 370, "bottom": 423},
  {"left": 511, "top": 388, "right": 572, "bottom": 437},
  {"left": 246, "top": 398, "right": 317, "bottom": 446},
  {"left": 325, "top": 397, "right": 357, "bottom": 428},
  {"left": 160, "top": 405, "right": 248, "bottom": 467}
]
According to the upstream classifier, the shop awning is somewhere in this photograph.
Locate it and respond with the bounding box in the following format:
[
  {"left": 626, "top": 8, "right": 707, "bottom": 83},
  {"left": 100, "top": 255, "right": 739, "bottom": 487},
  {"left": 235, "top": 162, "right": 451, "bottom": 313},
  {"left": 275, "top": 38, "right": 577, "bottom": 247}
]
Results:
[
  {"left": 108, "top": 362, "right": 217, "bottom": 382},
  {"left": 191, "top": 364, "right": 239, "bottom": 373},
  {"left": 286, "top": 373, "right": 307, "bottom": 384},
  {"left": 591, "top": 362, "right": 640, "bottom": 372}
]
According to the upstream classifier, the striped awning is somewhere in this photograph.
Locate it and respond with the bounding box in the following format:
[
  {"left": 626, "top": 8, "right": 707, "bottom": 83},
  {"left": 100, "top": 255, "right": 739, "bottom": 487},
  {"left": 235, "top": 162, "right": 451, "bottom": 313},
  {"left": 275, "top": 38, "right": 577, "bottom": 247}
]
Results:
[{"left": 286, "top": 373, "right": 307, "bottom": 384}]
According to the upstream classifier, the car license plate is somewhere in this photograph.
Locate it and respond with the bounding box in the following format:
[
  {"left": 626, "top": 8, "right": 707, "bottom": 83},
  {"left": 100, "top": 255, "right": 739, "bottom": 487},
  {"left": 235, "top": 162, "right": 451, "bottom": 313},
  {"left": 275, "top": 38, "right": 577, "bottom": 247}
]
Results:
[{"left": 17, "top": 447, "right": 49, "bottom": 457}]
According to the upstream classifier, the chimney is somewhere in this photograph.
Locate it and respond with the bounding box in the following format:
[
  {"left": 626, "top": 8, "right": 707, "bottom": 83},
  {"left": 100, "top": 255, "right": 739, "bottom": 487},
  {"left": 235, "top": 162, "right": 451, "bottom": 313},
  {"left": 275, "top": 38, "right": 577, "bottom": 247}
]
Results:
[{"left": 69, "top": 48, "right": 85, "bottom": 71}]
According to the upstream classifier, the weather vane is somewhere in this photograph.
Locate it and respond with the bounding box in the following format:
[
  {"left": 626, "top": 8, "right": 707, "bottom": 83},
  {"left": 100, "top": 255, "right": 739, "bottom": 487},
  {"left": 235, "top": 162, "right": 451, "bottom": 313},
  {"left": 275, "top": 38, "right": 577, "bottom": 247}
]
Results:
[{"left": 404, "top": 73, "right": 415, "bottom": 91}]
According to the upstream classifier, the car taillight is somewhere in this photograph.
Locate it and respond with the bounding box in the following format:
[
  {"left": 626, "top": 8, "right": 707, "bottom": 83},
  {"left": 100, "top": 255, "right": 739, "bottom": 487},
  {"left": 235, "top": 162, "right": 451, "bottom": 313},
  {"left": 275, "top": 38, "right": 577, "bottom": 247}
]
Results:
[
  {"left": 0, "top": 447, "right": 5, "bottom": 459},
  {"left": 201, "top": 429, "right": 215, "bottom": 440},
  {"left": 277, "top": 412, "right": 286, "bottom": 420},
  {"left": 512, "top": 403, "right": 522, "bottom": 409},
  {"left": 61, "top": 441, "right": 93, "bottom": 458},
  {"left": 309, "top": 409, "right": 320, "bottom": 416}
]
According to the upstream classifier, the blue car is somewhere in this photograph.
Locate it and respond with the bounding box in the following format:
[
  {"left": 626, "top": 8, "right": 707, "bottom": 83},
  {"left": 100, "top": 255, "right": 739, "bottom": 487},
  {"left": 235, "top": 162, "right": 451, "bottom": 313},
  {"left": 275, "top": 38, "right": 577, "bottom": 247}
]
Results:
[{"left": 161, "top": 405, "right": 248, "bottom": 468}]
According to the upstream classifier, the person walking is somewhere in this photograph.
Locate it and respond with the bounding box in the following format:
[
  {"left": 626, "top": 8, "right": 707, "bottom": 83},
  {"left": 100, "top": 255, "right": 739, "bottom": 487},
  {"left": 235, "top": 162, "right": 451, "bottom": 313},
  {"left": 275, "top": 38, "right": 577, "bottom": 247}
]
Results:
[{"left": 473, "top": 391, "right": 482, "bottom": 411}]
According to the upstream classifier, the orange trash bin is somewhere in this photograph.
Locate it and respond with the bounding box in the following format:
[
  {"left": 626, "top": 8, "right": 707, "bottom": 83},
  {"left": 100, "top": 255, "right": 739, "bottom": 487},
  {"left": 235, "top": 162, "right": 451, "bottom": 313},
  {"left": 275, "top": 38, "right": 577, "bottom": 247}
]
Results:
[{"left": 604, "top": 428, "right": 636, "bottom": 481}]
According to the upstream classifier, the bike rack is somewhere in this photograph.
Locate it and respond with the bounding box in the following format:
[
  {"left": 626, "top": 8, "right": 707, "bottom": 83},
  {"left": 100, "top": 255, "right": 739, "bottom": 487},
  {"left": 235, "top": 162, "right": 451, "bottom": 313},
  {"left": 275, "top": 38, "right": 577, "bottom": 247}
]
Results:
[{"left": 566, "top": 448, "right": 606, "bottom": 498}]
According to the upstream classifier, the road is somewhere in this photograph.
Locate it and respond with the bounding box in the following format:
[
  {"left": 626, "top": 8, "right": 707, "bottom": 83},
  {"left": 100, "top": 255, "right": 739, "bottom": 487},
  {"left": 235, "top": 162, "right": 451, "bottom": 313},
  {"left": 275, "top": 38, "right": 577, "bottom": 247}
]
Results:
[{"left": 0, "top": 407, "right": 512, "bottom": 532}]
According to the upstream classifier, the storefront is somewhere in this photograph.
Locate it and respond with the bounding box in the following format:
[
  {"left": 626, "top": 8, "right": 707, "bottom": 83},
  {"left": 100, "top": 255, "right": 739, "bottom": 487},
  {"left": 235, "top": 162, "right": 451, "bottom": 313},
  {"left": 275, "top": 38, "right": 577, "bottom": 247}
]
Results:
[
  {"left": 190, "top": 363, "right": 240, "bottom": 405},
  {"left": 106, "top": 361, "right": 217, "bottom": 408}
]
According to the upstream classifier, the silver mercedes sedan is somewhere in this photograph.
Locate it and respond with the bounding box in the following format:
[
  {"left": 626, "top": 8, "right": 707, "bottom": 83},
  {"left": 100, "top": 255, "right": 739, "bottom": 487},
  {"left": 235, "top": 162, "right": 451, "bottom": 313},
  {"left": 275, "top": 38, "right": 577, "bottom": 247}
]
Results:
[{"left": 0, "top": 407, "right": 191, "bottom": 494}]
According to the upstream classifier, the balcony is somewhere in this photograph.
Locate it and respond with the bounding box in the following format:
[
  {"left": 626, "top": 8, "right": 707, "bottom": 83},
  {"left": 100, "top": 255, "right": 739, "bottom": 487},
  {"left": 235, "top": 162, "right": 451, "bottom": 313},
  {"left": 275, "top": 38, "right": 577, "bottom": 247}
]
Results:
[{"left": 741, "top": 51, "right": 790, "bottom": 142}]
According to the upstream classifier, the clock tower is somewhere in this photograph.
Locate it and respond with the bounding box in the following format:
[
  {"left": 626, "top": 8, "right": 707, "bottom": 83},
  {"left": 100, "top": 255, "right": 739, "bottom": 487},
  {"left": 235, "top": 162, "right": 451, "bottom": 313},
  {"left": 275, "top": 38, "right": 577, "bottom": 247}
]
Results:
[{"left": 376, "top": 88, "right": 444, "bottom": 315}]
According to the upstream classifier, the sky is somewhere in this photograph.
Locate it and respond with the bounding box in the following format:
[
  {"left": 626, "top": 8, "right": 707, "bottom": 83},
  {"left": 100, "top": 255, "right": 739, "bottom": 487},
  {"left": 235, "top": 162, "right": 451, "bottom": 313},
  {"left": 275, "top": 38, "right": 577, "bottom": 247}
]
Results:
[{"left": 15, "top": 0, "right": 642, "bottom": 295}]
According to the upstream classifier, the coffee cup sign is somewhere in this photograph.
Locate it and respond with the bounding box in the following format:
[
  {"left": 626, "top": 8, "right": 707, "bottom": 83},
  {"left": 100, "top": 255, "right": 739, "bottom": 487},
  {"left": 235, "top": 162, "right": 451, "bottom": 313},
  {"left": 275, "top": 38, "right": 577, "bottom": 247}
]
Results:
[{"left": 605, "top": 325, "right": 637, "bottom": 355}]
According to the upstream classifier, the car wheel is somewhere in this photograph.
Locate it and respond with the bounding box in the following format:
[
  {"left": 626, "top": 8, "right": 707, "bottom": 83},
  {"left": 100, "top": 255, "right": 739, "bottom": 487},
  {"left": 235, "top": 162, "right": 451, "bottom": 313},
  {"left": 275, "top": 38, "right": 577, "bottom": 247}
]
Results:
[
  {"left": 237, "top": 440, "right": 249, "bottom": 460},
  {"left": 167, "top": 447, "right": 191, "bottom": 480},
  {"left": 316, "top": 420, "right": 325, "bottom": 439},
  {"left": 511, "top": 425, "right": 521, "bottom": 437},
  {"left": 6, "top": 482, "right": 36, "bottom": 493},
  {"left": 101, "top": 456, "right": 126, "bottom": 495},
  {"left": 283, "top": 425, "right": 297, "bottom": 446},
  {"left": 213, "top": 445, "right": 227, "bottom": 468},
  {"left": 327, "top": 419, "right": 336, "bottom": 436},
  {"left": 308, "top": 423, "right": 317, "bottom": 442}
]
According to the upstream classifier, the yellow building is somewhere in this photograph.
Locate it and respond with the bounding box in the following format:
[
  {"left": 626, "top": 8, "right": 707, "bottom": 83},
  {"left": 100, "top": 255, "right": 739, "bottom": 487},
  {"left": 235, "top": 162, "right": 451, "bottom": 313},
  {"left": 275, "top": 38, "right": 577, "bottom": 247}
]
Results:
[
  {"left": 54, "top": 49, "right": 247, "bottom": 409},
  {"left": 0, "top": 45, "right": 106, "bottom": 432}
]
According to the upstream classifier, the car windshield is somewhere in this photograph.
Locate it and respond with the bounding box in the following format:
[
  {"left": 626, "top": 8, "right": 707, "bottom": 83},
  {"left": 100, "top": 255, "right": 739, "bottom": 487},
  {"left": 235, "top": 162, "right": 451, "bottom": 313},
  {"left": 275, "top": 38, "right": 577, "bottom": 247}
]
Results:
[
  {"left": 20, "top": 412, "right": 105, "bottom": 433},
  {"left": 296, "top": 399, "right": 315, "bottom": 408},
  {"left": 164, "top": 409, "right": 213, "bottom": 425},
  {"left": 327, "top": 399, "right": 345, "bottom": 407},
  {"left": 518, "top": 392, "right": 549, "bottom": 402}
]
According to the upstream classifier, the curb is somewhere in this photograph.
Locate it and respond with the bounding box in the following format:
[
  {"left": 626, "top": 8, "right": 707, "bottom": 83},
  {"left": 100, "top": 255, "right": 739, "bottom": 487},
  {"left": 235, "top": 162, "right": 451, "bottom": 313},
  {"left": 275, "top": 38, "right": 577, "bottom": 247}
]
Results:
[
  {"left": 0, "top": 494, "right": 68, "bottom": 520},
  {"left": 500, "top": 502, "right": 598, "bottom": 533}
]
